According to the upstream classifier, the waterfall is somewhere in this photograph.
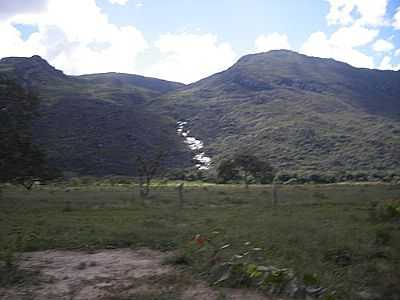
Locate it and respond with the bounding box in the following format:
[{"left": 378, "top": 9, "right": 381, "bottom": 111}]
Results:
[{"left": 177, "top": 121, "right": 211, "bottom": 170}]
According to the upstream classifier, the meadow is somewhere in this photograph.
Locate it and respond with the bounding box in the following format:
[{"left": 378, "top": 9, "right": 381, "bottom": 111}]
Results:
[{"left": 0, "top": 181, "right": 399, "bottom": 299}]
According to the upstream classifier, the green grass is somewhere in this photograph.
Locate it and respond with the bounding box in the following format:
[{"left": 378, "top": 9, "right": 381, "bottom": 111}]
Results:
[{"left": 1, "top": 182, "right": 399, "bottom": 299}]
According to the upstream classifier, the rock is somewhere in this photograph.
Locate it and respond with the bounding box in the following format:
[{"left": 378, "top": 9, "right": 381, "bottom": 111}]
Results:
[
  {"left": 76, "top": 262, "right": 87, "bottom": 270},
  {"left": 257, "top": 266, "right": 276, "bottom": 272},
  {"left": 357, "top": 290, "right": 382, "bottom": 300},
  {"left": 95, "top": 282, "right": 113, "bottom": 288},
  {"left": 283, "top": 178, "right": 298, "bottom": 185},
  {"left": 335, "top": 253, "right": 352, "bottom": 266},
  {"left": 89, "top": 261, "right": 97, "bottom": 267},
  {"left": 283, "top": 279, "right": 305, "bottom": 298},
  {"left": 306, "top": 287, "right": 326, "bottom": 297}
]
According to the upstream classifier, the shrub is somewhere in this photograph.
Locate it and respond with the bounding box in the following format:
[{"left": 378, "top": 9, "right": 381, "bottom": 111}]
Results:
[
  {"left": 374, "top": 225, "right": 392, "bottom": 245},
  {"left": 0, "top": 234, "right": 31, "bottom": 286},
  {"left": 187, "top": 232, "right": 329, "bottom": 299},
  {"left": 371, "top": 199, "right": 400, "bottom": 222}
]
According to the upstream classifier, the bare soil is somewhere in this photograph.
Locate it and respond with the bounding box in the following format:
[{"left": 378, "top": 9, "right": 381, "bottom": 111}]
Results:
[{"left": 0, "top": 249, "right": 274, "bottom": 300}]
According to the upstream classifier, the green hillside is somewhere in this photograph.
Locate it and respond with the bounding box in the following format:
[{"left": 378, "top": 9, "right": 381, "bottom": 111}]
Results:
[
  {"left": 0, "top": 56, "right": 190, "bottom": 176},
  {"left": 2, "top": 51, "right": 400, "bottom": 177},
  {"left": 158, "top": 50, "right": 400, "bottom": 175}
]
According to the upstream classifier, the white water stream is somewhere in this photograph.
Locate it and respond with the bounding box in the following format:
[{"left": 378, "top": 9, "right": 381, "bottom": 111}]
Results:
[{"left": 177, "top": 121, "right": 211, "bottom": 170}]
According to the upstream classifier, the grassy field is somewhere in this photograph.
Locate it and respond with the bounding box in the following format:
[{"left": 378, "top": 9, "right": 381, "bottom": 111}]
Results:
[{"left": 1, "top": 182, "right": 399, "bottom": 299}]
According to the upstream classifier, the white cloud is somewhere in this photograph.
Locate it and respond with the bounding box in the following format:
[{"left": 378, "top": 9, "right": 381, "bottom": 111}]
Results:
[
  {"left": 355, "top": 0, "right": 388, "bottom": 26},
  {"left": 146, "top": 33, "right": 236, "bottom": 84},
  {"left": 326, "top": 0, "right": 388, "bottom": 27},
  {"left": 330, "top": 25, "right": 378, "bottom": 48},
  {"left": 395, "top": 49, "right": 400, "bottom": 56},
  {"left": 0, "top": 0, "right": 48, "bottom": 20},
  {"left": 136, "top": 2, "right": 144, "bottom": 8},
  {"left": 0, "top": 0, "right": 148, "bottom": 75},
  {"left": 372, "top": 39, "right": 394, "bottom": 52},
  {"left": 255, "top": 33, "right": 291, "bottom": 53},
  {"left": 378, "top": 56, "right": 400, "bottom": 70},
  {"left": 300, "top": 25, "right": 378, "bottom": 69},
  {"left": 0, "top": 22, "right": 37, "bottom": 57},
  {"left": 301, "top": 32, "right": 374, "bottom": 69},
  {"left": 315, "top": 0, "right": 400, "bottom": 70},
  {"left": 109, "top": 0, "right": 129, "bottom": 5},
  {"left": 326, "top": 0, "right": 355, "bottom": 26},
  {"left": 394, "top": 7, "right": 400, "bottom": 29}
]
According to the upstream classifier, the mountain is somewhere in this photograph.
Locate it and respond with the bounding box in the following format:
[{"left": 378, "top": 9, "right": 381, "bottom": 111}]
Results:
[
  {"left": 1, "top": 51, "right": 400, "bottom": 177},
  {"left": 0, "top": 55, "right": 183, "bottom": 102},
  {"left": 157, "top": 50, "right": 400, "bottom": 175},
  {"left": 0, "top": 56, "right": 190, "bottom": 176}
]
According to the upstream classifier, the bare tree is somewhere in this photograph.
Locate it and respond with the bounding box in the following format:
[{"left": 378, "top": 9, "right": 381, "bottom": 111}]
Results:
[{"left": 135, "top": 150, "right": 165, "bottom": 198}]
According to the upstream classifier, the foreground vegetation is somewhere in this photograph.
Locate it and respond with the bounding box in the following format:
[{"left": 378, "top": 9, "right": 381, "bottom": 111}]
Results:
[{"left": 1, "top": 182, "right": 399, "bottom": 299}]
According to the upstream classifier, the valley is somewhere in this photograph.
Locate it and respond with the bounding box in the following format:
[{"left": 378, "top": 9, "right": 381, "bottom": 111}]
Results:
[{"left": 1, "top": 50, "right": 400, "bottom": 300}]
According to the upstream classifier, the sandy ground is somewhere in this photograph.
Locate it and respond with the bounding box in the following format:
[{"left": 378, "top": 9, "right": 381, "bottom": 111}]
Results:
[{"left": 0, "top": 248, "right": 273, "bottom": 300}]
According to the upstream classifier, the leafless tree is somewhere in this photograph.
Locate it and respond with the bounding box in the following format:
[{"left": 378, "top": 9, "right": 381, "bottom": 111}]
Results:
[{"left": 135, "top": 150, "right": 165, "bottom": 198}]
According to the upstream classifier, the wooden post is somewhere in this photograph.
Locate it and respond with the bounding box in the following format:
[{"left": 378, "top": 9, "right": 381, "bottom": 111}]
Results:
[
  {"left": 138, "top": 178, "right": 146, "bottom": 206},
  {"left": 177, "top": 182, "right": 184, "bottom": 208},
  {"left": 272, "top": 177, "right": 278, "bottom": 207}
]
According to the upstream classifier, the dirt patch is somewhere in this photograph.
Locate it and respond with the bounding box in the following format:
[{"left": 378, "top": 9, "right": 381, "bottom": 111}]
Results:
[{"left": 0, "top": 249, "right": 273, "bottom": 300}]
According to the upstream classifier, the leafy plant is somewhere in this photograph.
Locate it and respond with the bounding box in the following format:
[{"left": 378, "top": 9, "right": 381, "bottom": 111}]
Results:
[
  {"left": 303, "top": 273, "right": 320, "bottom": 286},
  {"left": 374, "top": 225, "right": 392, "bottom": 245},
  {"left": 371, "top": 199, "right": 400, "bottom": 222},
  {"left": 0, "top": 233, "right": 29, "bottom": 286},
  {"left": 189, "top": 232, "right": 328, "bottom": 299}
]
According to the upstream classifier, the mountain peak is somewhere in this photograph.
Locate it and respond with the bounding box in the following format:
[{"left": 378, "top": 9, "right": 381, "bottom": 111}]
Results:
[
  {"left": 0, "top": 55, "right": 66, "bottom": 86},
  {"left": 1, "top": 55, "right": 51, "bottom": 67},
  {"left": 252, "top": 49, "right": 302, "bottom": 57},
  {"left": 194, "top": 49, "right": 397, "bottom": 96},
  {"left": 235, "top": 49, "right": 344, "bottom": 68},
  {"left": 30, "top": 55, "right": 50, "bottom": 64}
]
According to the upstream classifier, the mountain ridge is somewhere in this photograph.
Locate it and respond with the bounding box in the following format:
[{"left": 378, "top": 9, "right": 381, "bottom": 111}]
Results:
[
  {"left": 0, "top": 55, "right": 191, "bottom": 176},
  {"left": 1, "top": 51, "right": 400, "bottom": 176},
  {"left": 155, "top": 50, "right": 400, "bottom": 174}
]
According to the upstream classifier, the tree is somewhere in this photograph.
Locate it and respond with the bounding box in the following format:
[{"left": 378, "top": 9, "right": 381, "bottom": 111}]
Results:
[
  {"left": 217, "top": 159, "right": 239, "bottom": 183},
  {"left": 233, "top": 154, "right": 262, "bottom": 188},
  {"left": 0, "top": 77, "right": 58, "bottom": 190},
  {"left": 135, "top": 150, "right": 165, "bottom": 198},
  {"left": 217, "top": 153, "right": 275, "bottom": 188}
]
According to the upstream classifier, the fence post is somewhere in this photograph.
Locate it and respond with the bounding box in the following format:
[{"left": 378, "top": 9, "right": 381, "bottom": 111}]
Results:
[
  {"left": 177, "top": 182, "right": 184, "bottom": 208},
  {"left": 272, "top": 177, "right": 278, "bottom": 207}
]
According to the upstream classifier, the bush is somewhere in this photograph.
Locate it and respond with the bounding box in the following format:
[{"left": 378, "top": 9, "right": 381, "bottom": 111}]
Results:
[
  {"left": 0, "top": 235, "right": 31, "bottom": 286},
  {"left": 185, "top": 233, "right": 329, "bottom": 299},
  {"left": 370, "top": 199, "right": 400, "bottom": 222},
  {"left": 107, "top": 176, "right": 133, "bottom": 185},
  {"left": 374, "top": 225, "right": 392, "bottom": 245}
]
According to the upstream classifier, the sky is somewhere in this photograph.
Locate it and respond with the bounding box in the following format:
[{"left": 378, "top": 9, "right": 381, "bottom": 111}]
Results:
[{"left": 1, "top": 0, "right": 400, "bottom": 83}]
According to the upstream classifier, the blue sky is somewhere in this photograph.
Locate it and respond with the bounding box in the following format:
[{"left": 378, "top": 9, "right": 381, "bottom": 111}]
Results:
[
  {"left": 0, "top": 0, "right": 400, "bottom": 83},
  {"left": 100, "top": 0, "right": 330, "bottom": 51}
]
